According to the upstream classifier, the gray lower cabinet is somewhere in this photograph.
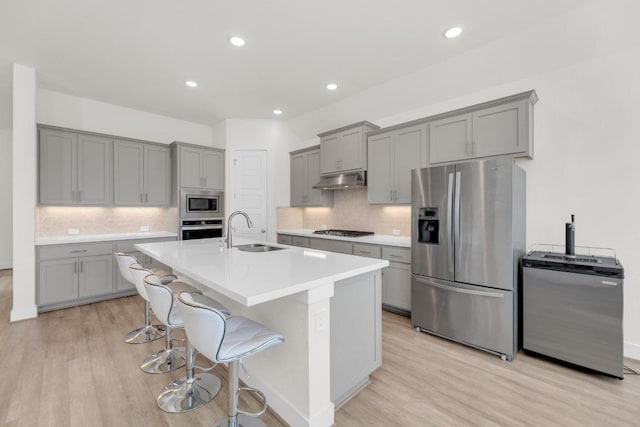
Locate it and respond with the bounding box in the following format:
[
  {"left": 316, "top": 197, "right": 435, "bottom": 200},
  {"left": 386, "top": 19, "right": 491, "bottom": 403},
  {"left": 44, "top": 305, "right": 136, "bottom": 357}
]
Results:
[
  {"left": 38, "top": 242, "right": 114, "bottom": 308},
  {"left": 290, "top": 146, "right": 333, "bottom": 207},
  {"left": 278, "top": 233, "right": 411, "bottom": 314},
  {"left": 39, "top": 128, "right": 113, "bottom": 206},
  {"left": 37, "top": 236, "right": 176, "bottom": 311},
  {"left": 114, "top": 140, "right": 171, "bottom": 206},
  {"left": 367, "top": 124, "right": 426, "bottom": 204}
]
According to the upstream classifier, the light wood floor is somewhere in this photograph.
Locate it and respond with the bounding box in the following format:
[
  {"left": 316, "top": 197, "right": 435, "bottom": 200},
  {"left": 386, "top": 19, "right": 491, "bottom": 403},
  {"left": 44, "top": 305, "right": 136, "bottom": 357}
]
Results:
[{"left": 1, "top": 269, "right": 639, "bottom": 426}]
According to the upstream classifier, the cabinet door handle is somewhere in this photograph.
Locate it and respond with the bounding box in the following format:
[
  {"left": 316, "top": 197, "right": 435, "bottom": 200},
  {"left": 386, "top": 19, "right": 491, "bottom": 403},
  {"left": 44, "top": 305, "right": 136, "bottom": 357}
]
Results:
[
  {"left": 78, "top": 190, "right": 82, "bottom": 202},
  {"left": 70, "top": 250, "right": 87, "bottom": 254},
  {"left": 73, "top": 261, "right": 77, "bottom": 274},
  {"left": 80, "top": 260, "right": 83, "bottom": 273},
  {"left": 390, "top": 190, "right": 393, "bottom": 201},
  {"left": 472, "top": 141, "right": 476, "bottom": 156},
  {"left": 395, "top": 189, "right": 398, "bottom": 200}
]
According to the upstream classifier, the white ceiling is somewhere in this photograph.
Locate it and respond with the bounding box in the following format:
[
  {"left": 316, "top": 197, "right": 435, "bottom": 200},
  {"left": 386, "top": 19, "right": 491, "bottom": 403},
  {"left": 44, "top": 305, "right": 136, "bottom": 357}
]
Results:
[{"left": 0, "top": 0, "right": 585, "bottom": 126}]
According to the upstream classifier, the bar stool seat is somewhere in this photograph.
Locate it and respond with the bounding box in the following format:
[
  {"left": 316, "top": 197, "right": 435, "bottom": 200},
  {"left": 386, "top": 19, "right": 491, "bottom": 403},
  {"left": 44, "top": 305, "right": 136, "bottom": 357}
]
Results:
[
  {"left": 144, "top": 276, "right": 230, "bottom": 413},
  {"left": 115, "top": 252, "right": 175, "bottom": 344},
  {"left": 177, "top": 292, "right": 284, "bottom": 427}
]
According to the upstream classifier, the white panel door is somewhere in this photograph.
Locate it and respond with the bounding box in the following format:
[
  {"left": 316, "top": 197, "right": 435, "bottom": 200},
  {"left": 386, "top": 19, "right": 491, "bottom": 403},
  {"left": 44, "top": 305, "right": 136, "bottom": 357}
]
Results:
[{"left": 230, "top": 150, "right": 268, "bottom": 241}]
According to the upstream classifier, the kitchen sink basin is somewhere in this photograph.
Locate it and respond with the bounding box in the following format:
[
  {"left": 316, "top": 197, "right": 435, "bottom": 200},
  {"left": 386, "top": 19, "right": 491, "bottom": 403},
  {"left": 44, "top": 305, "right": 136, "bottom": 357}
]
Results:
[{"left": 236, "top": 243, "right": 285, "bottom": 253}]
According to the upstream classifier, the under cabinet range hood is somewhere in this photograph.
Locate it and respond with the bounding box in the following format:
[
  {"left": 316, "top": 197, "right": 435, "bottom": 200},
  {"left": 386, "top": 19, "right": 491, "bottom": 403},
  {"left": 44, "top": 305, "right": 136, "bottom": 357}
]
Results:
[{"left": 312, "top": 172, "right": 366, "bottom": 190}]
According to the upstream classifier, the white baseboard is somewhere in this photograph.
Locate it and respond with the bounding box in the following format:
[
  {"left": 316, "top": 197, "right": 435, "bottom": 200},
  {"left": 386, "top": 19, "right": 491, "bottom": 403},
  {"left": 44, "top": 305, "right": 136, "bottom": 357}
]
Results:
[
  {"left": 10, "top": 304, "right": 38, "bottom": 322},
  {"left": 624, "top": 341, "right": 640, "bottom": 361}
]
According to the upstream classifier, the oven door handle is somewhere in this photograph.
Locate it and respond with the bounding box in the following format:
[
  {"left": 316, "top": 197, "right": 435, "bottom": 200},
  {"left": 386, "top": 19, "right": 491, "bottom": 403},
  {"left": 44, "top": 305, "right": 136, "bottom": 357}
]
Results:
[{"left": 181, "top": 225, "right": 223, "bottom": 231}]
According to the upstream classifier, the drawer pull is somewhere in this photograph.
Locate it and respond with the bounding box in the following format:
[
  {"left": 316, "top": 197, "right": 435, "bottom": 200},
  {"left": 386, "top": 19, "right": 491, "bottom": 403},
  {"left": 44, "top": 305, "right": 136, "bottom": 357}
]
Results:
[
  {"left": 360, "top": 251, "right": 372, "bottom": 255},
  {"left": 70, "top": 250, "right": 87, "bottom": 253},
  {"left": 389, "top": 254, "right": 402, "bottom": 258}
]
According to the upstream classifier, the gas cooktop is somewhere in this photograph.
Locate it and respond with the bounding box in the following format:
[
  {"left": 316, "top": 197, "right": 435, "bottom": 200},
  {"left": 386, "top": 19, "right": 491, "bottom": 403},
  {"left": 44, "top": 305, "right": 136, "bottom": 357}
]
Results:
[{"left": 312, "top": 229, "right": 374, "bottom": 238}]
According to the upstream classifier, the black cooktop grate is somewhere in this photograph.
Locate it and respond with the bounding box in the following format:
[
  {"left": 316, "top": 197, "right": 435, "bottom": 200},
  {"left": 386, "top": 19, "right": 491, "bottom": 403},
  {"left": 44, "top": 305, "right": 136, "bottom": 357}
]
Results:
[{"left": 313, "top": 229, "right": 374, "bottom": 237}]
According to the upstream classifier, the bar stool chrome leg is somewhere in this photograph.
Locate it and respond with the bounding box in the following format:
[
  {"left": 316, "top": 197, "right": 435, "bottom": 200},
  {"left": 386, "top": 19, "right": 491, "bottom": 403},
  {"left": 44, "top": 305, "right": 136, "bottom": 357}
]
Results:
[
  {"left": 140, "top": 326, "right": 186, "bottom": 374},
  {"left": 156, "top": 340, "right": 222, "bottom": 413},
  {"left": 123, "top": 300, "right": 166, "bottom": 344},
  {"left": 213, "top": 360, "right": 268, "bottom": 427}
]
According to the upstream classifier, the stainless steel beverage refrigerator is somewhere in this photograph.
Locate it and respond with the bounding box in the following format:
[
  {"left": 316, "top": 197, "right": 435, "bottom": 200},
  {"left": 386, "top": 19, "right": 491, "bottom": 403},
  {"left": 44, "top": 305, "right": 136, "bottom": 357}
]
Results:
[{"left": 411, "top": 157, "right": 525, "bottom": 360}]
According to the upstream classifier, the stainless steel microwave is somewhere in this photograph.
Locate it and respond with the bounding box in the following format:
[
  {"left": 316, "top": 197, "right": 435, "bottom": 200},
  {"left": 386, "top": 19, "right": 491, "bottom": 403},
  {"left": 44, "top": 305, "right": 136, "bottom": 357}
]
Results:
[{"left": 180, "top": 189, "right": 223, "bottom": 219}]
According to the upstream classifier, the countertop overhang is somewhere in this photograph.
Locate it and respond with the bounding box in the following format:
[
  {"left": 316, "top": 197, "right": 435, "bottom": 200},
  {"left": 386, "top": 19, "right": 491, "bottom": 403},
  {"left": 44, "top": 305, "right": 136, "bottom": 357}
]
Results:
[{"left": 135, "top": 238, "right": 389, "bottom": 306}]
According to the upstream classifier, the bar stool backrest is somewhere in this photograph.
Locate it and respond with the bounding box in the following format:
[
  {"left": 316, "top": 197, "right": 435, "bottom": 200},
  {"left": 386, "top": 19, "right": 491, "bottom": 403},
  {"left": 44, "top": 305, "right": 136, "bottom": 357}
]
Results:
[
  {"left": 177, "top": 292, "right": 227, "bottom": 363},
  {"left": 129, "top": 263, "right": 153, "bottom": 301},
  {"left": 143, "top": 274, "right": 178, "bottom": 327},
  {"left": 115, "top": 252, "right": 137, "bottom": 284}
]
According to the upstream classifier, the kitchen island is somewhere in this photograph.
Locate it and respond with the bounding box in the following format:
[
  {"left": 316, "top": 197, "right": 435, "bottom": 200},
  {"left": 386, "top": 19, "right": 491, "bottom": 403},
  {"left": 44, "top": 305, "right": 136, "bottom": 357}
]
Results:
[{"left": 135, "top": 238, "right": 388, "bottom": 427}]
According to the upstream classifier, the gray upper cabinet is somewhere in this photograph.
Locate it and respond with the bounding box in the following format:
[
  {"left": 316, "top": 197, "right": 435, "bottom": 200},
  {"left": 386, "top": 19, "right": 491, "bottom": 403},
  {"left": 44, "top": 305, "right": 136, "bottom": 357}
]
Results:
[
  {"left": 472, "top": 99, "right": 530, "bottom": 158},
  {"left": 319, "top": 122, "right": 380, "bottom": 175},
  {"left": 429, "top": 93, "right": 536, "bottom": 165},
  {"left": 174, "top": 143, "right": 225, "bottom": 190},
  {"left": 429, "top": 113, "right": 473, "bottom": 164},
  {"left": 143, "top": 144, "right": 171, "bottom": 205},
  {"left": 290, "top": 146, "right": 333, "bottom": 207},
  {"left": 114, "top": 140, "right": 171, "bottom": 206},
  {"left": 368, "top": 124, "right": 426, "bottom": 204},
  {"left": 39, "top": 128, "right": 113, "bottom": 206}
]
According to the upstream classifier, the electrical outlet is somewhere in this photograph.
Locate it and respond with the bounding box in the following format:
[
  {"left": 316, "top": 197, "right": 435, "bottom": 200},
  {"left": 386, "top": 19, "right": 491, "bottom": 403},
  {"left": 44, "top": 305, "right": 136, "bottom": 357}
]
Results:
[
  {"left": 315, "top": 309, "right": 327, "bottom": 332},
  {"left": 139, "top": 226, "right": 150, "bottom": 232},
  {"left": 68, "top": 228, "right": 80, "bottom": 235},
  {"left": 321, "top": 224, "right": 328, "bottom": 230},
  {"left": 392, "top": 229, "right": 401, "bottom": 236}
]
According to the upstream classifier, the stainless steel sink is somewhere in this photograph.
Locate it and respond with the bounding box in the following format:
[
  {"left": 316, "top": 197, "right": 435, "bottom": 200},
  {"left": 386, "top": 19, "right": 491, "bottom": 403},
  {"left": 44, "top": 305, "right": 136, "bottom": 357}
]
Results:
[{"left": 236, "top": 244, "right": 285, "bottom": 253}]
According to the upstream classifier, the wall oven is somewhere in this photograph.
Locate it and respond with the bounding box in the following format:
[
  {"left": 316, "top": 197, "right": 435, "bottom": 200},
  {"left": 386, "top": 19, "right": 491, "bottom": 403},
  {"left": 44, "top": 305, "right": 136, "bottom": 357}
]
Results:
[
  {"left": 181, "top": 219, "right": 223, "bottom": 240},
  {"left": 180, "top": 189, "right": 223, "bottom": 219}
]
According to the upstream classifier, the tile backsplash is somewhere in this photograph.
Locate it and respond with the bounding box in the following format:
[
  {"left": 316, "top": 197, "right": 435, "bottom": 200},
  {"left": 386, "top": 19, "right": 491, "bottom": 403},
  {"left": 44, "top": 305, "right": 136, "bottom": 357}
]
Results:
[
  {"left": 277, "top": 188, "right": 411, "bottom": 236},
  {"left": 36, "top": 207, "right": 168, "bottom": 237}
]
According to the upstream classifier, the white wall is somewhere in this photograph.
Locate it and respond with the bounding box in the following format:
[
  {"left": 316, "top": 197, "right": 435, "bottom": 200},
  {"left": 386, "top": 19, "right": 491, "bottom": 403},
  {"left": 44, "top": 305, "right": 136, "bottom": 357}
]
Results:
[
  {"left": 37, "top": 89, "right": 215, "bottom": 146},
  {"left": 224, "top": 119, "right": 298, "bottom": 242},
  {"left": 11, "top": 64, "right": 37, "bottom": 322},
  {"left": 0, "top": 129, "right": 12, "bottom": 269},
  {"left": 283, "top": 1, "right": 640, "bottom": 357}
]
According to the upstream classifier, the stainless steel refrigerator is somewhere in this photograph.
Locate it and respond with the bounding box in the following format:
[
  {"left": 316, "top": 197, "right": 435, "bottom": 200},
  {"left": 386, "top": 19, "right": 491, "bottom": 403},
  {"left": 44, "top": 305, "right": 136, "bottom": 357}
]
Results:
[{"left": 411, "top": 157, "right": 525, "bottom": 360}]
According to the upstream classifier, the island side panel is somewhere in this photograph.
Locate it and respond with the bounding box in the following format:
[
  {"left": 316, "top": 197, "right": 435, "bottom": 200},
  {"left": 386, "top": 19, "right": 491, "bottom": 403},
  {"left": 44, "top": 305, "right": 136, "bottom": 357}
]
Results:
[
  {"left": 184, "top": 279, "right": 336, "bottom": 427},
  {"left": 330, "top": 269, "right": 382, "bottom": 406}
]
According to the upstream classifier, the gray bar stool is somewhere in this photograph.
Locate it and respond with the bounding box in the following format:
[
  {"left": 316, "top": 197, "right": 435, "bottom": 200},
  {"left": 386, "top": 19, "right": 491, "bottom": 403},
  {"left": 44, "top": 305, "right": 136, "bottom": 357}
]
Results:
[
  {"left": 177, "top": 291, "right": 284, "bottom": 427},
  {"left": 144, "top": 275, "right": 230, "bottom": 413},
  {"left": 114, "top": 252, "right": 175, "bottom": 344}
]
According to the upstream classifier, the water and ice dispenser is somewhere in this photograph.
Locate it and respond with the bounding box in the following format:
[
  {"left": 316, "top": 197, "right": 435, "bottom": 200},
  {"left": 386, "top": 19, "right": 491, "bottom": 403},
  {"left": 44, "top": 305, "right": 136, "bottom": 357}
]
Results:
[{"left": 418, "top": 208, "right": 439, "bottom": 244}]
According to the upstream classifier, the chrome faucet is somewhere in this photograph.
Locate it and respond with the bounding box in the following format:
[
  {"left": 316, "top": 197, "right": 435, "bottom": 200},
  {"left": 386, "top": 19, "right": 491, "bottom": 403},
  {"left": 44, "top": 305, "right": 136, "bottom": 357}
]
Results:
[{"left": 225, "top": 211, "right": 253, "bottom": 249}]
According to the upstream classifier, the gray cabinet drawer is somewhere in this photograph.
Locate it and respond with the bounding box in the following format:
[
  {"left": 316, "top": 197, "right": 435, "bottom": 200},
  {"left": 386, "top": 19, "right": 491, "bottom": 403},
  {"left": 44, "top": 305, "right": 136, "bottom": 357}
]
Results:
[
  {"left": 353, "top": 244, "right": 381, "bottom": 258},
  {"left": 291, "top": 236, "right": 310, "bottom": 248},
  {"left": 277, "top": 234, "right": 293, "bottom": 245},
  {"left": 115, "top": 237, "right": 176, "bottom": 253},
  {"left": 39, "top": 242, "right": 114, "bottom": 261},
  {"left": 310, "top": 238, "right": 353, "bottom": 255},
  {"left": 382, "top": 246, "right": 411, "bottom": 264}
]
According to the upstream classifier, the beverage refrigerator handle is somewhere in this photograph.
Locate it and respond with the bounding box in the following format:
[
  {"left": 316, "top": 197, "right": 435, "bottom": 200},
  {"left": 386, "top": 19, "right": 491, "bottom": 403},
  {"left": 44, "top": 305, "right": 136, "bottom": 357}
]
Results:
[
  {"left": 454, "top": 171, "right": 462, "bottom": 274},
  {"left": 447, "top": 173, "right": 454, "bottom": 273}
]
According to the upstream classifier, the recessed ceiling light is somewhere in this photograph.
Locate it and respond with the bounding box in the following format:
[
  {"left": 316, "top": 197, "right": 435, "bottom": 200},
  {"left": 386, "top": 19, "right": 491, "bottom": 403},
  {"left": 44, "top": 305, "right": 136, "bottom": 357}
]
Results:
[
  {"left": 185, "top": 81, "right": 198, "bottom": 88},
  {"left": 229, "top": 36, "right": 246, "bottom": 47},
  {"left": 273, "top": 109, "right": 283, "bottom": 115},
  {"left": 326, "top": 83, "right": 338, "bottom": 91},
  {"left": 444, "top": 26, "right": 463, "bottom": 39}
]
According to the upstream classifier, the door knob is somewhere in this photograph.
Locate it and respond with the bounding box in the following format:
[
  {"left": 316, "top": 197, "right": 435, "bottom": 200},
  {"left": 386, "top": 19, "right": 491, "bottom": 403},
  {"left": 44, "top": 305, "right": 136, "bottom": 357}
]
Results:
[{"left": 261, "top": 229, "right": 266, "bottom": 233}]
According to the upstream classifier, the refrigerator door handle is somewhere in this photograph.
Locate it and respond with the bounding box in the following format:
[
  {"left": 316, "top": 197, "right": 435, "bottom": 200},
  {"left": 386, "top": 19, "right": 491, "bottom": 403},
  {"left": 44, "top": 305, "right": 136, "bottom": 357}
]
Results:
[
  {"left": 414, "top": 276, "right": 505, "bottom": 298},
  {"left": 447, "top": 173, "right": 454, "bottom": 273},
  {"left": 454, "top": 171, "right": 462, "bottom": 274}
]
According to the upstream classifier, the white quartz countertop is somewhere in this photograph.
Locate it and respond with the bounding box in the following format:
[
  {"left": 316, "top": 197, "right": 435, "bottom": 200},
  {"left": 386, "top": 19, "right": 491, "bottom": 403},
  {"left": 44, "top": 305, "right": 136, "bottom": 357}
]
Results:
[
  {"left": 35, "top": 231, "right": 178, "bottom": 246},
  {"left": 277, "top": 229, "right": 411, "bottom": 248},
  {"left": 135, "top": 238, "right": 389, "bottom": 306}
]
